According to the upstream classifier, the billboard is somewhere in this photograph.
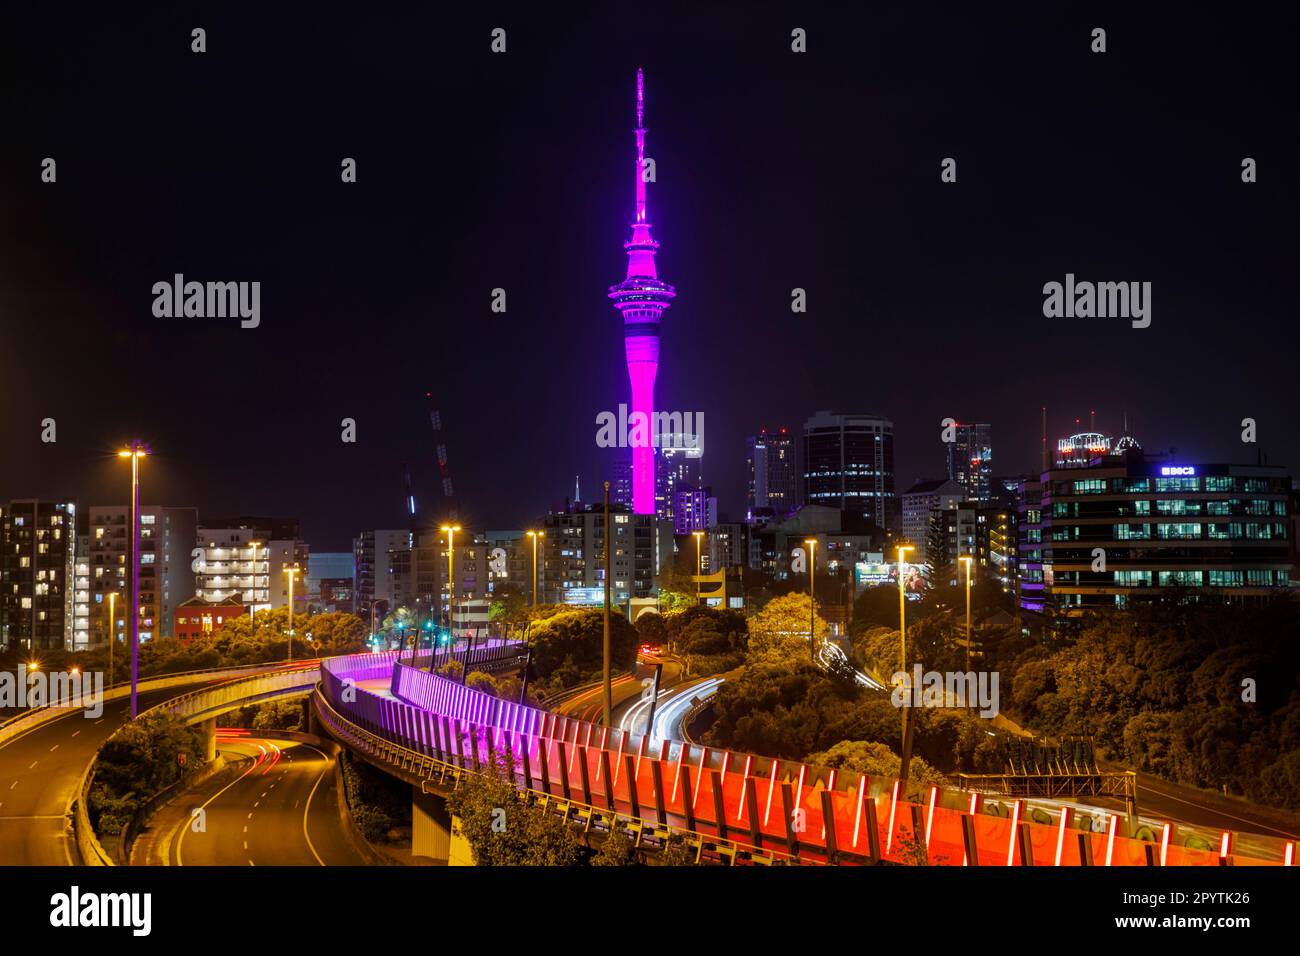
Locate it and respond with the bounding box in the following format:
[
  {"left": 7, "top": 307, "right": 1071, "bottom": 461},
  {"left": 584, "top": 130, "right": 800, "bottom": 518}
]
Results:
[{"left": 855, "top": 561, "right": 926, "bottom": 593}]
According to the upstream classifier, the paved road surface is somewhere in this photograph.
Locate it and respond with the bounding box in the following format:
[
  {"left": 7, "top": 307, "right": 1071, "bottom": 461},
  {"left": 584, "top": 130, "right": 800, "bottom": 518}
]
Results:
[
  {"left": 134, "top": 734, "right": 370, "bottom": 866},
  {"left": 0, "top": 681, "right": 242, "bottom": 866}
]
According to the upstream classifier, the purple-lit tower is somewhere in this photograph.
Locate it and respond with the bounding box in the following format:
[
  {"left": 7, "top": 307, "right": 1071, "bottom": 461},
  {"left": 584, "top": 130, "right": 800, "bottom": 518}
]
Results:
[{"left": 609, "top": 68, "right": 675, "bottom": 516}]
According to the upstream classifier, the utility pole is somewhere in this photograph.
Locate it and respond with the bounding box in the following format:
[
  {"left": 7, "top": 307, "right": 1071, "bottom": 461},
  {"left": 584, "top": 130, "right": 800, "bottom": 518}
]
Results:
[{"left": 603, "top": 481, "right": 613, "bottom": 727}]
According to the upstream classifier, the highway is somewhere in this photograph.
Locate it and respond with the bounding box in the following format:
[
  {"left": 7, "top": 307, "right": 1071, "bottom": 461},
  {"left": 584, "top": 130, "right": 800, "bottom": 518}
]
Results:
[
  {"left": 0, "top": 679, "right": 238, "bottom": 866},
  {"left": 0, "top": 665, "right": 313, "bottom": 866},
  {"left": 134, "top": 732, "right": 371, "bottom": 866}
]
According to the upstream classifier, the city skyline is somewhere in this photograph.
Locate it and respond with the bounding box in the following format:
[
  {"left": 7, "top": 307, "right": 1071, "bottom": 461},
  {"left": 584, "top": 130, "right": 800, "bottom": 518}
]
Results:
[
  {"left": 3, "top": 6, "right": 1295, "bottom": 551},
  {"left": 1, "top": 1, "right": 1298, "bottom": 905}
]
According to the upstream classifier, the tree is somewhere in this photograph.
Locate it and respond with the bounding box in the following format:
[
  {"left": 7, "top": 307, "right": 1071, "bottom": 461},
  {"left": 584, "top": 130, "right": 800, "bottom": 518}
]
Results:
[
  {"left": 446, "top": 754, "right": 583, "bottom": 865},
  {"left": 526, "top": 608, "right": 637, "bottom": 688},
  {"left": 746, "top": 592, "right": 829, "bottom": 669},
  {"left": 806, "top": 740, "right": 945, "bottom": 789}
]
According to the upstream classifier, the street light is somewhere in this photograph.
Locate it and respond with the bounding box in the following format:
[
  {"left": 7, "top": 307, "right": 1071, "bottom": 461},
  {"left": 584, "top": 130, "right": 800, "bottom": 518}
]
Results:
[
  {"left": 896, "top": 546, "right": 913, "bottom": 674},
  {"left": 960, "top": 556, "right": 974, "bottom": 673},
  {"left": 440, "top": 524, "right": 461, "bottom": 655},
  {"left": 106, "top": 591, "right": 117, "bottom": 687},
  {"left": 897, "top": 544, "right": 914, "bottom": 785},
  {"left": 693, "top": 530, "right": 704, "bottom": 604},
  {"left": 117, "top": 441, "right": 149, "bottom": 719},
  {"left": 526, "top": 530, "right": 544, "bottom": 606},
  {"left": 804, "top": 538, "right": 818, "bottom": 663},
  {"left": 284, "top": 564, "right": 299, "bottom": 662}
]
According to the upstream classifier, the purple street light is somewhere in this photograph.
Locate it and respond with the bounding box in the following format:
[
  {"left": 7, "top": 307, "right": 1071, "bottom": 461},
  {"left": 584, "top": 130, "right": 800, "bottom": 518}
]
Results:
[{"left": 609, "top": 67, "right": 675, "bottom": 515}]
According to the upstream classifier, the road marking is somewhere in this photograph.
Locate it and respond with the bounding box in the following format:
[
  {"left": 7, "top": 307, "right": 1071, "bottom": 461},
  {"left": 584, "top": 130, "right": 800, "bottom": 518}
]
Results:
[
  {"left": 248, "top": 860, "right": 254, "bottom": 866},
  {"left": 94, "top": 718, "right": 104, "bottom": 725},
  {"left": 9, "top": 781, "right": 17, "bottom": 790},
  {"left": 28, "top": 761, "right": 38, "bottom": 769},
  {"left": 243, "top": 825, "right": 248, "bottom": 833},
  {"left": 243, "top": 841, "right": 248, "bottom": 849},
  {"left": 70, "top": 730, "right": 80, "bottom": 738},
  {"left": 300, "top": 743, "right": 331, "bottom": 866},
  {"left": 247, "top": 812, "right": 253, "bottom": 819},
  {"left": 254, "top": 801, "right": 260, "bottom": 808},
  {"left": 261, "top": 791, "right": 267, "bottom": 798},
  {"left": 49, "top": 744, "right": 59, "bottom": 752},
  {"left": 175, "top": 753, "right": 262, "bottom": 867}
]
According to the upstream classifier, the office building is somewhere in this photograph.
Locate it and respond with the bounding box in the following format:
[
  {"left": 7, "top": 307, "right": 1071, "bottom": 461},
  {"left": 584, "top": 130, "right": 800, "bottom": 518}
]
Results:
[
  {"left": 1018, "top": 453, "right": 1293, "bottom": 619},
  {"left": 945, "top": 422, "right": 993, "bottom": 502},
  {"left": 747, "top": 428, "right": 799, "bottom": 518},
  {"left": 901, "top": 478, "right": 965, "bottom": 559},
  {"left": 802, "top": 410, "right": 896, "bottom": 531}
]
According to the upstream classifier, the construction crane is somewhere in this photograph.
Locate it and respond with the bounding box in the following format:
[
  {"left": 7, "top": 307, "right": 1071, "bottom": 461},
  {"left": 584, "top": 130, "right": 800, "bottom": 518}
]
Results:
[{"left": 427, "top": 392, "right": 458, "bottom": 522}]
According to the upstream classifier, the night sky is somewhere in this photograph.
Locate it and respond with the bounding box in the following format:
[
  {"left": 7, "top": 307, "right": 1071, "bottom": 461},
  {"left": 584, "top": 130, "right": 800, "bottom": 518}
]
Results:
[{"left": 2, "top": 3, "right": 1295, "bottom": 550}]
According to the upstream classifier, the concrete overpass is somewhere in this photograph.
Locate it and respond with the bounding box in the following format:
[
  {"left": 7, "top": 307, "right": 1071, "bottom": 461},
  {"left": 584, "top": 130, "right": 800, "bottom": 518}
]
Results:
[{"left": 312, "top": 651, "right": 1298, "bottom": 866}]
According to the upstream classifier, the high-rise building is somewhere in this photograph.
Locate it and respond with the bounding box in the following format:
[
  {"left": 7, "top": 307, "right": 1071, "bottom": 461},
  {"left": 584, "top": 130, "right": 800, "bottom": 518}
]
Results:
[
  {"left": 672, "top": 484, "right": 717, "bottom": 534},
  {"left": 0, "top": 500, "right": 77, "bottom": 651},
  {"left": 945, "top": 423, "right": 993, "bottom": 502},
  {"left": 901, "top": 478, "right": 965, "bottom": 559},
  {"left": 802, "top": 410, "right": 897, "bottom": 531},
  {"left": 353, "top": 529, "right": 410, "bottom": 618},
  {"left": 87, "top": 505, "right": 197, "bottom": 643},
  {"left": 1018, "top": 453, "right": 1293, "bottom": 620},
  {"left": 747, "top": 428, "right": 798, "bottom": 519},
  {"left": 656, "top": 439, "right": 703, "bottom": 521},
  {"left": 925, "top": 503, "right": 979, "bottom": 586},
  {"left": 539, "top": 502, "right": 656, "bottom": 605},
  {"left": 193, "top": 519, "right": 308, "bottom": 614},
  {"left": 609, "top": 68, "right": 675, "bottom": 516}
]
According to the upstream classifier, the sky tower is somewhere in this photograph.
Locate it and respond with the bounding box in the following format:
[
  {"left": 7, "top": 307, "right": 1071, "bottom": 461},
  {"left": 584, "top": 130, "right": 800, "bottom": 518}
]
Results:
[{"left": 609, "top": 67, "right": 675, "bottom": 515}]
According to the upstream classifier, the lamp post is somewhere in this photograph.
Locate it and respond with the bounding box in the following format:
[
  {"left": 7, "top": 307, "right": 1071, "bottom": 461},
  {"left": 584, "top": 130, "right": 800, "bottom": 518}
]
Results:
[
  {"left": 896, "top": 546, "right": 913, "bottom": 673},
  {"left": 804, "top": 538, "right": 818, "bottom": 663},
  {"left": 603, "top": 482, "right": 612, "bottom": 727},
  {"left": 440, "top": 524, "right": 461, "bottom": 652},
  {"left": 526, "top": 530, "right": 543, "bottom": 606},
  {"left": 692, "top": 530, "right": 704, "bottom": 604},
  {"left": 106, "top": 591, "right": 117, "bottom": 687},
  {"left": 117, "top": 441, "right": 149, "bottom": 719},
  {"left": 284, "top": 564, "right": 299, "bottom": 662},
  {"left": 897, "top": 545, "right": 914, "bottom": 784},
  {"left": 960, "top": 556, "right": 974, "bottom": 673}
]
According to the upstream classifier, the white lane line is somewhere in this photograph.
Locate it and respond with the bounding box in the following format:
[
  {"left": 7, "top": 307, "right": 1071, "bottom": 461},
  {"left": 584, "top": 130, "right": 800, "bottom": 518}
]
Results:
[
  {"left": 70, "top": 730, "right": 80, "bottom": 738},
  {"left": 261, "top": 791, "right": 267, "bottom": 798},
  {"left": 10, "top": 781, "right": 18, "bottom": 790},
  {"left": 254, "top": 801, "right": 260, "bottom": 808},
  {"left": 49, "top": 744, "right": 59, "bottom": 752},
  {"left": 243, "top": 825, "right": 248, "bottom": 833},
  {"left": 175, "top": 754, "right": 262, "bottom": 867},
  {"left": 94, "top": 719, "right": 104, "bottom": 725},
  {"left": 247, "top": 812, "right": 253, "bottom": 820},
  {"left": 300, "top": 743, "right": 332, "bottom": 866}
]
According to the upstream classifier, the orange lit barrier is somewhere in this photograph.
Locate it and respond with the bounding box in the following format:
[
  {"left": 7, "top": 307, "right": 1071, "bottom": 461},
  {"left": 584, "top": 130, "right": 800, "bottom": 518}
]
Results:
[{"left": 313, "top": 654, "right": 1297, "bottom": 867}]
